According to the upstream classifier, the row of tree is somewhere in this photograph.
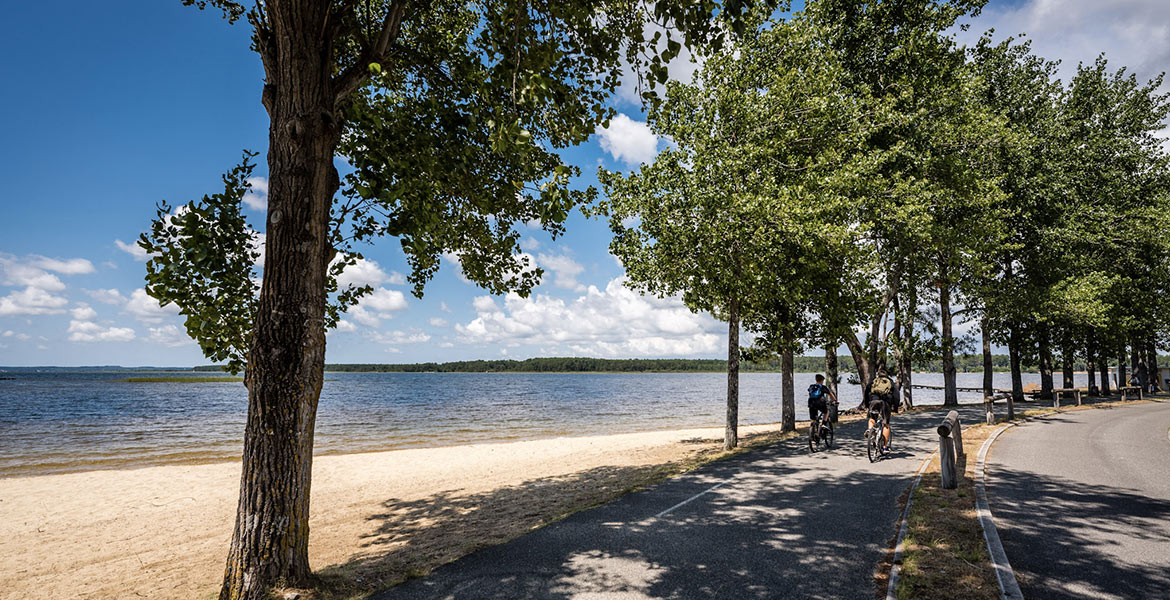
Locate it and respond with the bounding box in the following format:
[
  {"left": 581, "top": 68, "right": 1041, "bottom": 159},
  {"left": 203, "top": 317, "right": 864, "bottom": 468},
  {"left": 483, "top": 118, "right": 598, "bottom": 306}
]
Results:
[
  {"left": 147, "top": 1, "right": 1166, "bottom": 598},
  {"left": 602, "top": 0, "right": 1170, "bottom": 448}
]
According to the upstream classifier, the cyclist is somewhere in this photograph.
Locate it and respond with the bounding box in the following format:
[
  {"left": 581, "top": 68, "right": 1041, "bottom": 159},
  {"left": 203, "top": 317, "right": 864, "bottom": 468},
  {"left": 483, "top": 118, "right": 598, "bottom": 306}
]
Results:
[
  {"left": 867, "top": 366, "right": 895, "bottom": 452},
  {"left": 808, "top": 374, "right": 838, "bottom": 438}
]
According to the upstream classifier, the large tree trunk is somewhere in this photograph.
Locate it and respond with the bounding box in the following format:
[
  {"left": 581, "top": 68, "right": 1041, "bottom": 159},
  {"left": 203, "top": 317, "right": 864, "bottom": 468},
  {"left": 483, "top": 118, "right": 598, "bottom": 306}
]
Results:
[
  {"left": 219, "top": 5, "right": 339, "bottom": 599},
  {"left": 825, "top": 342, "right": 838, "bottom": 397},
  {"left": 1008, "top": 324, "right": 1023, "bottom": 418},
  {"left": 1087, "top": 338, "right": 1099, "bottom": 395},
  {"left": 939, "top": 274, "right": 958, "bottom": 407},
  {"left": 1117, "top": 349, "right": 1127, "bottom": 389},
  {"left": 901, "top": 283, "right": 916, "bottom": 409},
  {"left": 982, "top": 318, "right": 994, "bottom": 398},
  {"left": 1147, "top": 337, "right": 1160, "bottom": 392},
  {"left": 1061, "top": 333, "right": 1074, "bottom": 389},
  {"left": 781, "top": 344, "right": 795, "bottom": 432},
  {"left": 725, "top": 297, "right": 740, "bottom": 450},
  {"left": 1038, "top": 325, "right": 1054, "bottom": 398},
  {"left": 843, "top": 332, "right": 872, "bottom": 410},
  {"left": 1131, "top": 340, "right": 1142, "bottom": 391},
  {"left": 1099, "top": 344, "right": 1111, "bottom": 396}
]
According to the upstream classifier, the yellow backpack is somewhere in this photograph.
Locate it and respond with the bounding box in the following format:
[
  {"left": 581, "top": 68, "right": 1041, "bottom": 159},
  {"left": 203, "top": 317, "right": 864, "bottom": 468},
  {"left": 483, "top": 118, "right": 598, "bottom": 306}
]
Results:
[{"left": 871, "top": 375, "right": 893, "bottom": 396}]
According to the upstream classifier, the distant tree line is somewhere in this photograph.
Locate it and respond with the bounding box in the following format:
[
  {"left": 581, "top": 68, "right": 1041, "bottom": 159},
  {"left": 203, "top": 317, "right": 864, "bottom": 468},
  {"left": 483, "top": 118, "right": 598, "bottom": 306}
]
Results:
[{"left": 194, "top": 355, "right": 1170, "bottom": 375}]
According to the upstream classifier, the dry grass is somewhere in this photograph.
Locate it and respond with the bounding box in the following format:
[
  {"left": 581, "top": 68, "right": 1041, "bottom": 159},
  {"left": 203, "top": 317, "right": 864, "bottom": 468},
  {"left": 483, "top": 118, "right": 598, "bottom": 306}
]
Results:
[{"left": 277, "top": 425, "right": 808, "bottom": 600}]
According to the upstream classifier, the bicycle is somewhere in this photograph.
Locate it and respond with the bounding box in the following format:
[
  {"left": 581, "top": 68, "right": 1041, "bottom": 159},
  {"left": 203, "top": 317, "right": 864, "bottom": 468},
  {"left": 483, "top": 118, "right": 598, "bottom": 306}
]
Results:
[
  {"left": 865, "top": 419, "right": 889, "bottom": 463},
  {"left": 808, "top": 409, "right": 834, "bottom": 452}
]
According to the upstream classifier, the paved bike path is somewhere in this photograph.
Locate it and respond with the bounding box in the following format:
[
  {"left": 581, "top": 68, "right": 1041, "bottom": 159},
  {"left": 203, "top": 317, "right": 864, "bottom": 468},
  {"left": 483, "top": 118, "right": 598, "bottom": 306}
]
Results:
[
  {"left": 374, "top": 406, "right": 985, "bottom": 599},
  {"left": 986, "top": 401, "right": 1170, "bottom": 599}
]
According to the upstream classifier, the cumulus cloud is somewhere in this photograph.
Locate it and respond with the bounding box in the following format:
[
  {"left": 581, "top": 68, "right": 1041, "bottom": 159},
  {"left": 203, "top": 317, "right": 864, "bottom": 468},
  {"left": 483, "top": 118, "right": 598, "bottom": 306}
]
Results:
[
  {"left": 125, "top": 288, "right": 181, "bottom": 322},
  {"left": 344, "top": 287, "right": 409, "bottom": 328},
  {"left": 0, "top": 254, "right": 67, "bottom": 291},
  {"left": 428, "top": 317, "right": 449, "bottom": 327},
  {"left": 334, "top": 257, "right": 404, "bottom": 289},
  {"left": 332, "top": 319, "right": 357, "bottom": 333},
  {"left": 68, "top": 320, "right": 135, "bottom": 343},
  {"left": 71, "top": 304, "right": 97, "bottom": 320},
  {"left": 368, "top": 329, "right": 432, "bottom": 345},
  {"left": 243, "top": 176, "right": 268, "bottom": 211},
  {"left": 456, "top": 277, "right": 724, "bottom": 357},
  {"left": 146, "top": 324, "right": 191, "bottom": 347},
  {"left": 32, "top": 256, "right": 95, "bottom": 275},
  {"left": 960, "top": 0, "right": 1170, "bottom": 87},
  {"left": 114, "top": 239, "right": 151, "bottom": 261},
  {"left": 2, "top": 330, "right": 32, "bottom": 341},
  {"left": 0, "top": 287, "right": 70, "bottom": 316},
  {"left": 86, "top": 288, "right": 127, "bottom": 305},
  {"left": 536, "top": 251, "right": 587, "bottom": 292},
  {"left": 596, "top": 114, "right": 660, "bottom": 166}
]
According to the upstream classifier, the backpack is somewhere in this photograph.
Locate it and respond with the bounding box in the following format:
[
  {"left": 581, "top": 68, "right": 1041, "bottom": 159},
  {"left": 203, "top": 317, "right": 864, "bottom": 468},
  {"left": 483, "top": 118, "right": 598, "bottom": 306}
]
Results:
[
  {"left": 808, "top": 384, "right": 825, "bottom": 401},
  {"left": 871, "top": 375, "right": 893, "bottom": 396}
]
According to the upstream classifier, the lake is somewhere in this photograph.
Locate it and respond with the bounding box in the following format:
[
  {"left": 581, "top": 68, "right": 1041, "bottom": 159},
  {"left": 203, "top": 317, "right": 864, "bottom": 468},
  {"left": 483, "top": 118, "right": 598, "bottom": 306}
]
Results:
[{"left": 0, "top": 370, "right": 1088, "bottom": 477}]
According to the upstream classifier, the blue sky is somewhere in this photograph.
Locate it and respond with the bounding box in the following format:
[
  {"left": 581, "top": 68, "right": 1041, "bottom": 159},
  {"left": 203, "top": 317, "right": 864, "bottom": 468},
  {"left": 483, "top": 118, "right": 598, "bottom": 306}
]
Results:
[{"left": 1, "top": 0, "right": 1167, "bottom": 367}]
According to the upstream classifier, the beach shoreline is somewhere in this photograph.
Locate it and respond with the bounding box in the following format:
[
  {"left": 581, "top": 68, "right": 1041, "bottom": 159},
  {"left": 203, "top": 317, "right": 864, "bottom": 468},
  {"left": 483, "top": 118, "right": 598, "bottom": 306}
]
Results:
[{"left": 0, "top": 422, "right": 792, "bottom": 600}]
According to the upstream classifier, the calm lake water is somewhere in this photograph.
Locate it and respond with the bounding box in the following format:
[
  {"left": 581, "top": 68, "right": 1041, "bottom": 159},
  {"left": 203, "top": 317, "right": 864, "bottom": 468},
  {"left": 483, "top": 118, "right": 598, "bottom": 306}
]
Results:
[{"left": 0, "top": 370, "right": 1089, "bottom": 477}]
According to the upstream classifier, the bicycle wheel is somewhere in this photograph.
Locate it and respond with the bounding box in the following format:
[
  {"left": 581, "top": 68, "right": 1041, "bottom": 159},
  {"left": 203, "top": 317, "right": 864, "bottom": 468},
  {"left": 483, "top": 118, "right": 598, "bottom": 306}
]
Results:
[
  {"left": 824, "top": 421, "right": 834, "bottom": 449},
  {"left": 867, "top": 428, "right": 878, "bottom": 462},
  {"left": 808, "top": 418, "right": 819, "bottom": 452}
]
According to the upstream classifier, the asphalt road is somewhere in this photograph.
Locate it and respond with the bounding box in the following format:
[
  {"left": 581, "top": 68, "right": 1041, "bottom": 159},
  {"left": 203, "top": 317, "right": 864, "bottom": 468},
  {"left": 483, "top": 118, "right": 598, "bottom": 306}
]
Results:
[
  {"left": 986, "top": 401, "right": 1170, "bottom": 599},
  {"left": 373, "top": 405, "right": 984, "bottom": 600}
]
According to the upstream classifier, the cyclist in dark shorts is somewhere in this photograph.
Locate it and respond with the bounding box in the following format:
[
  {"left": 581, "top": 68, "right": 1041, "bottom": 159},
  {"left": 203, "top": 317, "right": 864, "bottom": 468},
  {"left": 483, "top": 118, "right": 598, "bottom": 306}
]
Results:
[
  {"left": 808, "top": 374, "right": 838, "bottom": 426},
  {"left": 867, "top": 366, "right": 895, "bottom": 452}
]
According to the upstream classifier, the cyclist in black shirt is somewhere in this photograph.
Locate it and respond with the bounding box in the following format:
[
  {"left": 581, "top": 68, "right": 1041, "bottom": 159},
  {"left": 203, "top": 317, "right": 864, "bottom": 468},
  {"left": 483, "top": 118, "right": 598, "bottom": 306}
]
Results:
[{"left": 807, "top": 374, "right": 838, "bottom": 427}]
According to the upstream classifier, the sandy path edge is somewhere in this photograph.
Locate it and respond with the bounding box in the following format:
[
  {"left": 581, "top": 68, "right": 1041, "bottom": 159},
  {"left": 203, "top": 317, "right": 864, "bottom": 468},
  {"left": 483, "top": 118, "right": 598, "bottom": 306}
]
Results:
[{"left": 0, "top": 422, "right": 788, "bottom": 600}]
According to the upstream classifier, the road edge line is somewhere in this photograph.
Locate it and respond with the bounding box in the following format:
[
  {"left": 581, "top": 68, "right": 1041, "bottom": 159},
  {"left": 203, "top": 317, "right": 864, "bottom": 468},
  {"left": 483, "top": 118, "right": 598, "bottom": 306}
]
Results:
[
  {"left": 976, "top": 423, "right": 1024, "bottom": 600},
  {"left": 885, "top": 452, "right": 935, "bottom": 600}
]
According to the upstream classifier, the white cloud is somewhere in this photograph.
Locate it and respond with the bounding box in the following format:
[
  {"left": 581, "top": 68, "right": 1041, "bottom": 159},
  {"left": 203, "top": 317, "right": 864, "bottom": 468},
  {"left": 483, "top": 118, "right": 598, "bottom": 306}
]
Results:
[
  {"left": 32, "top": 256, "right": 95, "bottom": 275},
  {"left": 536, "top": 252, "right": 587, "bottom": 292},
  {"left": 335, "top": 257, "right": 397, "bottom": 289},
  {"left": 439, "top": 301, "right": 452, "bottom": 313},
  {"left": 428, "top": 317, "right": 449, "bottom": 327},
  {"left": 2, "top": 330, "right": 32, "bottom": 341},
  {"left": 68, "top": 320, "right": 136, "bottom": 343},
  {"left": 333, "top": 319, "right": 357, "bottom": 333},
  {"left": 147, "top": 324, "right": 192, "bottom": 347},
  {"left": 363, "top": 287, "right": 408, "bottom": 313},
  {"left": 86, "top": 288, "right": 126, "bottom": 305},
  {"left": 368, "top": 329, "right": 432, "bottom": 345},
  {"left": 961, "top": 0, "right": 1170, "bottom": 88},
  {"left": 243, "top": 176, "right": 268, "bottom": 211},
  {"left": 0, "top": 287, "right": 70, "bottom": 316},
  {"left": 114, "top": 239, "right": 151, "bottom": 261},
  {"left": 0, "top": 254, "right": 66, "bottom": 291},
  {"left": 596, "top": 114, "right": 660, "bottom": 166},
  {"left": 456, "top": 277, "right": 723, "bottom": 357},
  {"left": 71, "top": 304, "right": 97, "bottom": 320},
  {"left": 349, "top": 306, "right": 382, "bottom": 328},
  {"left": 125, "top": 288, "right": 181, "bottom": 322}
]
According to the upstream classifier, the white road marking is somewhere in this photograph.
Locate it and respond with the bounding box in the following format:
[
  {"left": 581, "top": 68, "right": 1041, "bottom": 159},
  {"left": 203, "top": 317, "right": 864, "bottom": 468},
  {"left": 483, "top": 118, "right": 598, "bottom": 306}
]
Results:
[{"left": 654, "top": 481, "right": 728, "bottom": 518}]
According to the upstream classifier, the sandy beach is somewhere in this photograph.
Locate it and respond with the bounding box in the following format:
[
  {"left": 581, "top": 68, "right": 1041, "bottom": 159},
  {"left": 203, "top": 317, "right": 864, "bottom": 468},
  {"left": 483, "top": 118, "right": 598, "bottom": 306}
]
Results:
[{"left": 0, "top": 423, "right": 789, "bottom": 600}]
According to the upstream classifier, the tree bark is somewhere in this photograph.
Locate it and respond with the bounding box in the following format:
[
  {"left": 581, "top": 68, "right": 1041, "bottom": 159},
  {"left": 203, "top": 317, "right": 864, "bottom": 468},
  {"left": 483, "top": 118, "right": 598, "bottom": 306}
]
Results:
[
  {"left": 781, "top": 343, "right": 795, "bottom": 432},
  {"left": 1061, "top": 333, "right": 1074, "bottom": 389},
  {"left": 1130, "top": 341, "right": 1141, "bottom": 390},
  {"left": 982, "top": 318, "right": 994, "bottom": 398},
  {"left": 901, "top": 283, "right": 916, "bottom": 409},
  {"left": 939, "top": 274, "right": 958, "bottom": 407},
  {"left": 1008, "top": 324, "right": 1023, "bottom": 418},
  {"left": 1038, "top": 325, "right": 1054, "bottom": 398},
  {"left": 1087, "top": 338, "right": 1099, "bottom": 395},
  {"left": 843, "top": 332, "right": 872, "bottom": 410},
  {"left": 219, "top": 4, "right": 339, "bottom": 599},
  {"left": 1146, "top": 337, "right": 1160, "bottom": 392},
  {"left": 825, "top": 342, "right": 838, "bottom": 397},
  {"left": 725, "top": 297, "right": 740, "bottom": 450},
  {"left": 1098, "top": 343, "right": 1111, "bottom": 396},
  {"left": 1117, "top": 349, "right": 1127, "bottom": 389}
]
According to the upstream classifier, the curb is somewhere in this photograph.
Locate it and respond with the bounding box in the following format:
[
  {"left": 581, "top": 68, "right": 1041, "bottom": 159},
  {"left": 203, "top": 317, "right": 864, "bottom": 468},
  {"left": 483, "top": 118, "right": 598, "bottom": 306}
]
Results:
[
  {"left": 885, "top": 452, "right": 935, "bottom": 600},
  {"left": 976, "top": 423, "right": 1024, "bottom": 600}
]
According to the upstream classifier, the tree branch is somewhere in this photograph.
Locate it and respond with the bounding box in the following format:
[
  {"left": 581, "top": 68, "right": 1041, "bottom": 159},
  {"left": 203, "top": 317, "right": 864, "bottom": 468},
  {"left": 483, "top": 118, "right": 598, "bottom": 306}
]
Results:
[{"left": 332, "top": 0, "right": 407, "bottom": 107}]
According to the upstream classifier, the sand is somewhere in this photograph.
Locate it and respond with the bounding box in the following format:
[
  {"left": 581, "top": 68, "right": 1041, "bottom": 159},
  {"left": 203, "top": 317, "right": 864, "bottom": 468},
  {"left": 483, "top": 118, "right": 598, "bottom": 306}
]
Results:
[{"left": 0, "top": 423, "right": 787, "bottom": 600}]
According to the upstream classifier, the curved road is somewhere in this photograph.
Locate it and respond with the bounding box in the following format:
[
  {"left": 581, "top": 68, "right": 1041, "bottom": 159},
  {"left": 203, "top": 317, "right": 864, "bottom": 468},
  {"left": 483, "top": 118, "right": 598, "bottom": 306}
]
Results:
[
  {"left": 372, "top": 406, "right": 983, "bottom": 600},
  {"left": 986, "top": 401, "right": 1170, "bottom": 599}
]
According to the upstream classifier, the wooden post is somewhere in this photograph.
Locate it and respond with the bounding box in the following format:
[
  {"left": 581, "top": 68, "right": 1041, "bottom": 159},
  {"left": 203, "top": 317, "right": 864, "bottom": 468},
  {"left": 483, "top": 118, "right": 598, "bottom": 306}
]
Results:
[
  {"left": 940, "top": 433, "right": 957, "bottom": 489},
  {"left": 1139, "top": 386, "right": 1143, "bottom": 401},
  {"left": 938, "top": 410, "right": 961, "bottom": 489},
  {"left": 1122, "top": 387, "right": 1128, "bottom": 402},
  {"left": 1075, "top": 389, "right": 1081, "bottom": 406},
  {"left": 985, "top": 397, "right": 995, "bottom": 425},
  {"left": 1052, "top": 391, "right": 1060, "bottom": 409}
]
